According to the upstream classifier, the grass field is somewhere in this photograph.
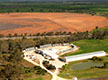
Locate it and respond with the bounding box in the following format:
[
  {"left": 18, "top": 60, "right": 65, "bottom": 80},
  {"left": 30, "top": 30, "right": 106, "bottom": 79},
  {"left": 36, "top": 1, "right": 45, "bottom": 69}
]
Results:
[
  {"left": 71, "top": 62, "right": 103, "bottom": 70},
  {"left": 61, "top": 39, "right": 108, "bottom": 57},
  {"left": 22, "top": 60, "right": 52, "bottom": 80},
  {"left": 58, "top": 56, "right": 108, "bottom": 79},
  {"left": 59, "top": 39, "right": 108, "bottom": 79},
  {"left": 25, "top": 77, "right": 42, "bottom": 80},
  {"left": 24, "top": 74, "right": 52, "bottom": 80}
]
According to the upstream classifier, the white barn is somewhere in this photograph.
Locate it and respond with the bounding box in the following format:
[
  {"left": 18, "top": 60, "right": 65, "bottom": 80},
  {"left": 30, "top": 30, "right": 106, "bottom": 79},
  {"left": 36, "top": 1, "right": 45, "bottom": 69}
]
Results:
[
  {"left": 64, "top": 51, "right": 106, "bottom": 62},
  {"left": 42, "top": 48, "right": 59, "bottom": 59}
]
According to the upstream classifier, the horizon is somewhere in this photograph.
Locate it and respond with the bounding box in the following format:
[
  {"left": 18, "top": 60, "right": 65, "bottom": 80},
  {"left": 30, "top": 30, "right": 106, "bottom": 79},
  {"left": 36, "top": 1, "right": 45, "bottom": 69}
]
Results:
[{"left": 0, "top": 0, "right": 108, "bottom": 2}]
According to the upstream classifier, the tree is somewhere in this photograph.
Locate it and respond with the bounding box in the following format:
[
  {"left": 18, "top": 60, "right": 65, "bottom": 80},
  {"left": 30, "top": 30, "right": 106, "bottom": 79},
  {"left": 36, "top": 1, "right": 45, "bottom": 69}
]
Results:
[
  {"left": 16, "top": 9, "right": 19, "bottom": 12},
  {"left": 36, "top": 33, "right": 40, "bottom": 36},
  {"left": 41, "top": 32, "right": 46, "bottom": 36},
  {"left": 29, "top": 34, "right": 32, "bottom": 36},
  {"left": 0, "top": 63, "right": 24, "bottom": 80},
  {"left": 0, "top": 41, "right": 9, "bottom": 53},
  {"left": 22, "top": 36, "right": 27, "bottom": 40},
  {"left": 104, "top": 62, "right": 108, "bottom": 68},
  {"left": 62, "top": 31, "right": 67, "bottom": 35},
  {"left": 42, "top": 61, "right": 56, "bottom": 70},
  {"left": 67, "top": 32, "right": 72, "bottom": 35},
  {"left": 14, "top": 33, "right": 18, "bottom": 37},
  {"left": 20, "top": 34, "right": 23, "bottom": 37},
  {"left": 24, "top": 33, "right": 27, "bottom": 36},
  {"left": 31, "top": 8, "right": 34, "bottom": 12},
  {"left": 0, "top": 55, "right": 4, "bottom": 65},
  {"left": 8, "top": 34, "right": 12, "bottom": 38},
  {"left": 0, "top": 34, "right": 4, "bottom": 38},
  {"left": 91, "top": 56, "right": 104, "bottom": 61},
  {"left": 55, "top": 32, "right": 60, "bottom": 35},
  {"left": 9, "top": 49, "right": 23, "bottom": 62},
  {"left": 46, "top": 32, "right": 54, "bottom": 36}
]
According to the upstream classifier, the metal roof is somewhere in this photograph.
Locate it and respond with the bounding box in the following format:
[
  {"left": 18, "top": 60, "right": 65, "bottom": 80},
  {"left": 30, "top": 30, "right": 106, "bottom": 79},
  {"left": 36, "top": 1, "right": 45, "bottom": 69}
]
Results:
[{"left": 64, "top": 51, "right": 106, "bottom": 62}]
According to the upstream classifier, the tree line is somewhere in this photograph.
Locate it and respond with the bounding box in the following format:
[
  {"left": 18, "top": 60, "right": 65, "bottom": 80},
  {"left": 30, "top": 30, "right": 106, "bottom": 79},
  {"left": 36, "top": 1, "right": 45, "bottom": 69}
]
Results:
[
  {"left": 0, "top": 31, "right": 71, "bottom": 38},
  {"left": 0, "top": 26, "right": 108, "bottom": 80}
]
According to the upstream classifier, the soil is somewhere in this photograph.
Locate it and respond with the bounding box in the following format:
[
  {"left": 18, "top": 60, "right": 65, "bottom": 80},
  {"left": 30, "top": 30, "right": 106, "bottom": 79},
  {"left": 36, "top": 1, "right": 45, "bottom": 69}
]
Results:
[{"left": 0, "top": 13, "right": 108, "bottom": 35}]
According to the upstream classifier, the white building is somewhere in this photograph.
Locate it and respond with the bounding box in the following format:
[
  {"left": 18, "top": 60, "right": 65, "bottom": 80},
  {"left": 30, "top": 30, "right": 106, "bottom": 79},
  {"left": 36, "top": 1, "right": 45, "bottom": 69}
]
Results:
[
  {"left": 41, "top": 48, "right": 59, "bottom": 59},
  {"left": 64, "top": 51, "right": 106, "bottom": 62}
]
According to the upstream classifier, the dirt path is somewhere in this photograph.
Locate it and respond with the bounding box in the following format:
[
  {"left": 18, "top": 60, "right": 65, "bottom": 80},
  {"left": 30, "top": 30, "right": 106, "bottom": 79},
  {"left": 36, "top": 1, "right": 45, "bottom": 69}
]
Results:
[
  {"left": 24, "top": 50, "right": 73, "bottom": 80},
  {"left": 0, "top": 35, "right": 70, "bottom": 40}
]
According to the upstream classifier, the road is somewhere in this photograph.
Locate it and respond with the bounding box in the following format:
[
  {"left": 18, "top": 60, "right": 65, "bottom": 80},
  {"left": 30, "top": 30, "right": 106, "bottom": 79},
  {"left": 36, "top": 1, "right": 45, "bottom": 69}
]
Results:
[
  {"left": 0, "top": 35, "right": 70, "bottom": 40},
  {"left": 24, "top": 50, "right": 73, "bottom": 80}
]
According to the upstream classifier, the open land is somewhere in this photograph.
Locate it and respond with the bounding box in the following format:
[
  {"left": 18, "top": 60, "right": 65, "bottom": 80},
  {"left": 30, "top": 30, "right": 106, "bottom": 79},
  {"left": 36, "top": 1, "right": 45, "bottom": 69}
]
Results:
[
  {"left": 59, "top": 39, "right": 108, "bottom": 79},
  {"left": 61, "top": 39, "right": 108, "bottom": 57},
  {"left": 0, "top": 13, "right": 108, "bottom": 35}
]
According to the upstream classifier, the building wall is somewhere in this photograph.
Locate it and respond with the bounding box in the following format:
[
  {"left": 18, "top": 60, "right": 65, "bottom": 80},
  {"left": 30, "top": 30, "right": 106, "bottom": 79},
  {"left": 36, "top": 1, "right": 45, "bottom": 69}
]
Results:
[{"left": 65, "top": 51, "right": 106, "bottom": 62}]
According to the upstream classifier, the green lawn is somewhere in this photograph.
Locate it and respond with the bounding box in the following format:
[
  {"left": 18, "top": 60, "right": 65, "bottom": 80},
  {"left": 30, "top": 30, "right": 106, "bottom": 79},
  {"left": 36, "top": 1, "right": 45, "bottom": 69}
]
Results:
[
  {"left": 59, "top": 39, "right": 108, "bottom": 79},
  {"left": 61, "top": 39, "right": 108, "bottom": 57},
  {"left": 25, "top": 77, "right": 42, "bottom": 80},
  {"left": 24, "top": 73, "right": 52, "bottom": 80}
]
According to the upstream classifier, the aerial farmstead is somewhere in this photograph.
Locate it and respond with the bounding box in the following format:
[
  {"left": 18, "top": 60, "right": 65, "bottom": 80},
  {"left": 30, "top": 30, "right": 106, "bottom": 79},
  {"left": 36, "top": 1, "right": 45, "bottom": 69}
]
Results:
[
  {"left": 23, "top": 43, "right": 106, "bottom": 63},
  {"left": 23, "top": 43, "right": 107, "bottom": 80},
  {"left": 23, "top": 43, "right": 76, "bottom": 60}
]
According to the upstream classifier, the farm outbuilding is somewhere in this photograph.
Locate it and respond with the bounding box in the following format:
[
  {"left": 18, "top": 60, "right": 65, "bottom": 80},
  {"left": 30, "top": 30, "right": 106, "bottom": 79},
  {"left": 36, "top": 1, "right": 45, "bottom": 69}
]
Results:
[
  {"left": 41, "top": 48, "right": 59, "bottom": 59},
  {"left": 64, "top": 51, "right": 106, "bottom": 62}
]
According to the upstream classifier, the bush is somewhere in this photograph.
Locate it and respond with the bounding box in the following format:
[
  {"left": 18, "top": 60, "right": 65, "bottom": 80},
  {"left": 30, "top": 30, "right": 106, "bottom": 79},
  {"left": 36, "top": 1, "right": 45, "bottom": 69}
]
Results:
[
  {"left": 46, "top": 64, "right": 56, "bottom": 70},
  {"left": 42, "top": 61, "right": 56, "bottom": 70},
  {"left": 24, "top": 67, "right": 34, "bottom": 73},
  {"left": 91, "top": 56, "right": 104, "bottom": 61},
  {"left": 104, "top": 62, "right": 108, "bottom": 68},
  {"left": 42, "top": 61, "right": 49, "bottom": 67},
  {"left": 34, "top": 66, "right": 41, "bottom": 70},
  {"left": 36, "top": 69, "right": 47, "bottom": 75}
]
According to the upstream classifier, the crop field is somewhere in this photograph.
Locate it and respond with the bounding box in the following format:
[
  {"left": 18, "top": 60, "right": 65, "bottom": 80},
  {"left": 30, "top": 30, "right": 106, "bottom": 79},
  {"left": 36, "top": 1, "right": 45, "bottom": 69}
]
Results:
[
  {"left": 0, "top": 13, "right": 108, "bottom": 35},
  {"left": 71, "top": 62, "right": 103, "bottom": 70},
  {"left": 0, "top": 2, "right": 108, "bottom": 14}
]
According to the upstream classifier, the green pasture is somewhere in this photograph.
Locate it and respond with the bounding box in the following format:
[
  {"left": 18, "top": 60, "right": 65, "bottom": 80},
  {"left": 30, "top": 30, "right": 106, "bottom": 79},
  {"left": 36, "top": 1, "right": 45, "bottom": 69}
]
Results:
[
  {"left": 59, "top": 38, "right": 108, "bottom": 79},
  {"left": 71, "top": 62, "right": 103, "bottom": 70},
  {"left": 25, "top": 77, "right": 42, "bottom": 80},
  {"left": 61, "top": 39, "right": 108, "bottom": 57}
]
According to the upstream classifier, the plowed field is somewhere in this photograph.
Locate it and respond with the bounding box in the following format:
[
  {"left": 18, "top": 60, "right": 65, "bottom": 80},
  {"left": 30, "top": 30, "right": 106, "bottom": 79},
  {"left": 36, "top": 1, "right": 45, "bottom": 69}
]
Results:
[{"left": 0, "top": 13, "right": 108, "bottom": 35}]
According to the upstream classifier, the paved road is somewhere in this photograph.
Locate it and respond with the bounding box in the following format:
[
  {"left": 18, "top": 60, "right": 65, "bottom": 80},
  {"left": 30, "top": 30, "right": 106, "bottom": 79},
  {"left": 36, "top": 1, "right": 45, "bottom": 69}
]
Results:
[{"left": 0, "top": 35, "right": 70, "bottom": 40}]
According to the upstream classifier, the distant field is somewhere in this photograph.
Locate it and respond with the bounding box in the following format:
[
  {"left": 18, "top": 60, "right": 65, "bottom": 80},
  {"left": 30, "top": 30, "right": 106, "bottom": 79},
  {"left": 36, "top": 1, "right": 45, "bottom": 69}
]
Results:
[
  {"left": 0, "top": 13, "right": 108, "bottom": 35},
  {"left": 0, "top": 2, "right": 108, "bottom": 14}
]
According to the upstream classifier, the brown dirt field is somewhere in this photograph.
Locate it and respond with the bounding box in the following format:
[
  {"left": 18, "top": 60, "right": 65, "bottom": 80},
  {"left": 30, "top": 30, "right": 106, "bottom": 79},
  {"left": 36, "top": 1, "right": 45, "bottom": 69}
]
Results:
[{"left": 0, "top": 13, "right": 108, "bottom": 35}]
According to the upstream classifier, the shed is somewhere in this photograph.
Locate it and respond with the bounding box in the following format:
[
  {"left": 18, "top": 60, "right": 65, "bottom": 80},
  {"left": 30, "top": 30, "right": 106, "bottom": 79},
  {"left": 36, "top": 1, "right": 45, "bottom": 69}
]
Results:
[{"left": 64, "top": 51, "right": 106, "bottom": 62}]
